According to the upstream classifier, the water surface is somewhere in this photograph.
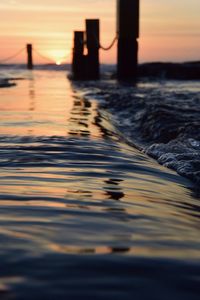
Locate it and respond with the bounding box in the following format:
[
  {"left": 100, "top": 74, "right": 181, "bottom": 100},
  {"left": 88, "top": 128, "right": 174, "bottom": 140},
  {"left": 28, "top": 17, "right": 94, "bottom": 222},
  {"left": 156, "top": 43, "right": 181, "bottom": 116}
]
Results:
[{"left": 0, "top": 69, "right": 199, "bottom": 299}]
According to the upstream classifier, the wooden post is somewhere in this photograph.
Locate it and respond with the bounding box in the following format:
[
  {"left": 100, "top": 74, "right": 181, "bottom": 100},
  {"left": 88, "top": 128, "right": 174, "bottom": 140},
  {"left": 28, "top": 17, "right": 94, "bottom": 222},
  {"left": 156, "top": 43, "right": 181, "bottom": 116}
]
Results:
[
  {"left": 86, "top": 19, "right": 100, "bottom": 80},
  {"left": 27, "top": 44, "right": 33, "bottom": 70},
  {"left": 72, "top": 31, "right": 85, "bottom": 80},
  {"left": 117, "top": 0, "right": 139, "bottom": 80}
]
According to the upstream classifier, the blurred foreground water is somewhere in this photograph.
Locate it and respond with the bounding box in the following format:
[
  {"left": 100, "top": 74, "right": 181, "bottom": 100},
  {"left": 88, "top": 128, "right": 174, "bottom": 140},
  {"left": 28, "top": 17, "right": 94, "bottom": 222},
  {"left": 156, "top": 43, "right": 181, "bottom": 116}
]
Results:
[{"left": 0, "top": 68, "right": 199, "bottom": 299}]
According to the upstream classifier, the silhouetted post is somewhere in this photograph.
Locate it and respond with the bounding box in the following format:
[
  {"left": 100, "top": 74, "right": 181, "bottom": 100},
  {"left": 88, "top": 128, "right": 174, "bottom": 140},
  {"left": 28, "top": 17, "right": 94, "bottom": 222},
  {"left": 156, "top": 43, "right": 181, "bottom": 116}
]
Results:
[
  {"left": 27, "top": 44, "right": 33, "bottom": 70},
  {"left": 86, "top": 19, "right": 100, "bottom": 80},
  {"left": 72, "top": 31, "right": 85, "bottom": 80},
  {"left": 117, "top": 0, "right": 139, "bottom": 80}
]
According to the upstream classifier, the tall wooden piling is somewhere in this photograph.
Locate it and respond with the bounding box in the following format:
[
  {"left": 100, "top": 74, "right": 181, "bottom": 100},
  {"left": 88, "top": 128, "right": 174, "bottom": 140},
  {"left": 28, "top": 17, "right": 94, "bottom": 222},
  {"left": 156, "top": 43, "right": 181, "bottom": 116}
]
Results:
[
  {"left": 27, "top": 44, "right": 33, "bottom": 70},
  {"left": 86, "top": 19, "right": 100, "bottom": 80},
  {"left": 72, "top": 31, "right": 85, "bottom": 80},
  {"left": 117, "top": 0, "right": 139, "bottom": 80}
]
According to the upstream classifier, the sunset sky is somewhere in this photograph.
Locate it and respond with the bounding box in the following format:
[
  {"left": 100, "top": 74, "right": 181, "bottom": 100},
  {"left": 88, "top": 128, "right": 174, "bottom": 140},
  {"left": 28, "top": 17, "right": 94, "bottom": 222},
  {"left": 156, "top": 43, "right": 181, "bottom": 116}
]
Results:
[{"left": 0, "top": 0, "right": 199, "bottom": 64}]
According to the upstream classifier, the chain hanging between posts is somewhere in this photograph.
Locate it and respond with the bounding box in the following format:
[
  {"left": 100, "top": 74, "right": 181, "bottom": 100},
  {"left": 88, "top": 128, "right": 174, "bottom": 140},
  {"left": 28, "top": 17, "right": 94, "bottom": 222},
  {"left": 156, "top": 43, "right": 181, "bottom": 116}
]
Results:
[
  {"left": 99, "top": 35, "right": 118, "bottom": 51},
  {"left": 33, "top": 49, "right": 55, "bottom": 63},
  {"left": 0, "top": 48, "right": 25, "bottom": 63},
  {"left": 33, "top": 48, "right": 70, "bottom": 63}
]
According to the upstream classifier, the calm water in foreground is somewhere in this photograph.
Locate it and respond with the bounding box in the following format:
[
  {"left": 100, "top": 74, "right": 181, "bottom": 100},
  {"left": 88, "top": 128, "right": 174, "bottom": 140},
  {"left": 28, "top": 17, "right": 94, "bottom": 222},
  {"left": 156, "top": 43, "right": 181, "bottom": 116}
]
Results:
[{"left": 0, "top": 69, "right": 199, "bottom": 299}]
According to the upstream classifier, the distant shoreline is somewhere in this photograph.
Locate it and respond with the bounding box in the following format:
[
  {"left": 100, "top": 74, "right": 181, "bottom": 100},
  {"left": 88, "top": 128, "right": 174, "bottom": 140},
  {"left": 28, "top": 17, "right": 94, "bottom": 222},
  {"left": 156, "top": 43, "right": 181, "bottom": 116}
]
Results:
[
  {"left": 0, "top": 61, "right": 200, "bottom": 80},
  {"left": 139, "top": 61, "right": 200, "bottom": 80}
]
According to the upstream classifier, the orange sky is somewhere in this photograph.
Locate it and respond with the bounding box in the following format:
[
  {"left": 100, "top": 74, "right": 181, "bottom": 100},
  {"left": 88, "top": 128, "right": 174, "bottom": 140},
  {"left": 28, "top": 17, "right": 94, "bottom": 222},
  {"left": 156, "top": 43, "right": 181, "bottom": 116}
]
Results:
[{"left": 0, "top": 0, "right": 199, "bottom": 64}]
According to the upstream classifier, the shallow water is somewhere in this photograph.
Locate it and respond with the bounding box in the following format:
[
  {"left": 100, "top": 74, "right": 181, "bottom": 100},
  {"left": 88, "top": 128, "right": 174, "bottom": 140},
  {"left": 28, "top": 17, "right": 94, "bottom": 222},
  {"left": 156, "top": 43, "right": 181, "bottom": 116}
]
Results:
[{"left": 0, "top": 69, "right": 199, "bottom": 299}]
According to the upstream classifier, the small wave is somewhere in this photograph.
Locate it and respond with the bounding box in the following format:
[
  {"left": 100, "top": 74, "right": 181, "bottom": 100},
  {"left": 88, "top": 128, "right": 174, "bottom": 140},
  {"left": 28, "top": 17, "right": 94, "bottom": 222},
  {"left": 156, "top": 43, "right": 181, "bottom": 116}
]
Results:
[
  {"left": 146, "top": 140, "right": 200, "bottom": 184},
  {"left": 76, "top": 80, "right": 200, "bottom": 188}
]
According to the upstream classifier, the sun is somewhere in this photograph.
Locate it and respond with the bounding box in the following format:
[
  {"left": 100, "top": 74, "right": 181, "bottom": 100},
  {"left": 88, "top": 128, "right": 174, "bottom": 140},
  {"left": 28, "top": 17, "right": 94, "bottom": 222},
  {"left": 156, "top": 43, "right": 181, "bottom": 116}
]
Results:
[{"left": 43, "top": 49, "right": 70, "bottom": 65}]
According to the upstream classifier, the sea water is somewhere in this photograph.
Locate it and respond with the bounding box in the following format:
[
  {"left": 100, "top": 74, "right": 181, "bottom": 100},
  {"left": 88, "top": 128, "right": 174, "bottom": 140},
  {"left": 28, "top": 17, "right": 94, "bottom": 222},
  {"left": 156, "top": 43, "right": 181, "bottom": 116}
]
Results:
[{"left": 0, "top": 66, "right": 199, "bottom": 299}]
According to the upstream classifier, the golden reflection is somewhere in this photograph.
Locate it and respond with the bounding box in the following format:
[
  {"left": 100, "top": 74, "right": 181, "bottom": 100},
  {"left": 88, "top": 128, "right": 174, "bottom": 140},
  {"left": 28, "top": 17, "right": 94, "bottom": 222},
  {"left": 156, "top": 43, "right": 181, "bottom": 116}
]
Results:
[
  {"left": 28, "top": 75, "right": 36, "bottom": 135},
  {"left": 0, "top": 71, "right": 103, "bottom": 137},
  {"left": 67, "top": 96, "right": 102, "bottom": 138},
  {"left": 65, "top": 189, "right": 92, "bottom": 200},
  {"left": 48, "top": 244, "right": 130, "bottom": 255},
  {"left": 29, "top": 80, "right": 36, "bottom": 111},
  {"left": 0, "top": 227, "right": 35, "bottom": 240},
  {"left": 47, "top": 243, "right": 200, "bottom": 258}
]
